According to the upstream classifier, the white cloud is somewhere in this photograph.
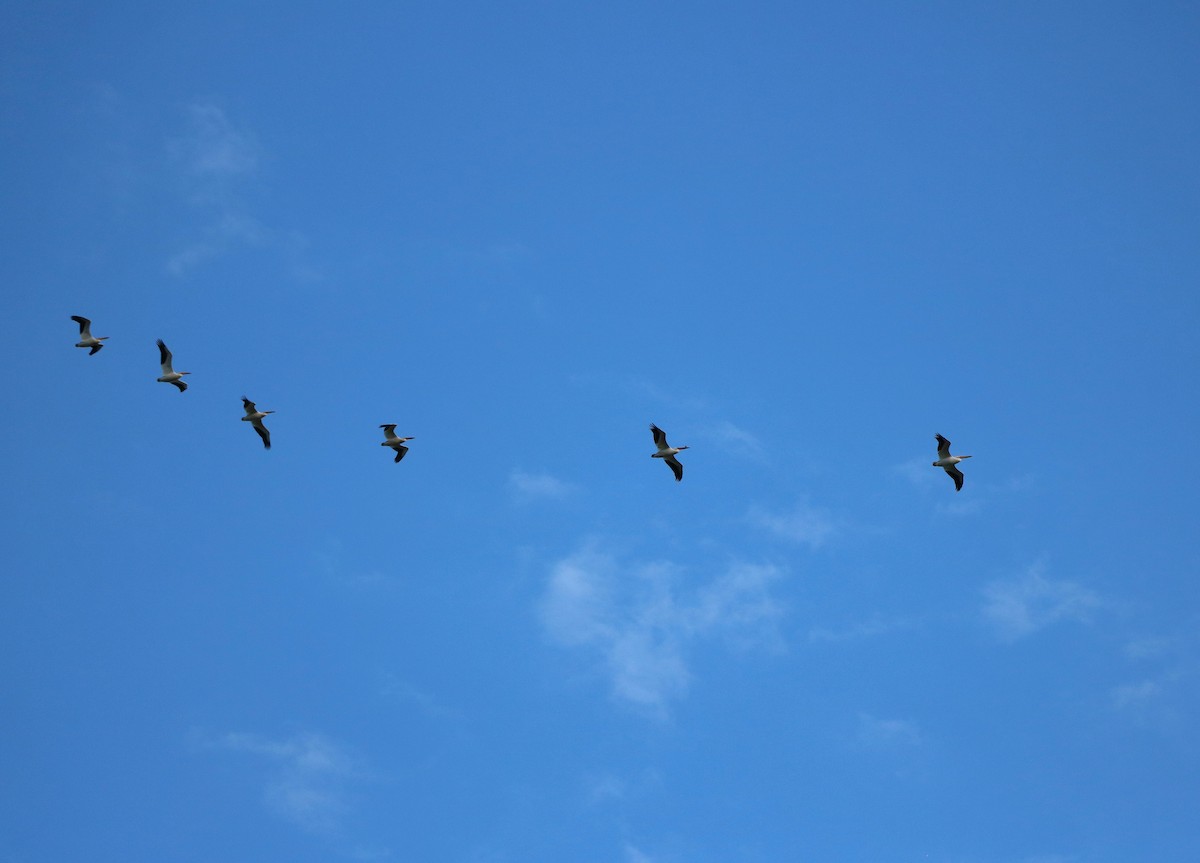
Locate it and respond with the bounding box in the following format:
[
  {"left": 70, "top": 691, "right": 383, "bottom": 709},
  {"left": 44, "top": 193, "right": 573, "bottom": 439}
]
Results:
[
  {"left": 981, "top": 563, "right": 1101, "bottom": 641},
  {"left": 748, "top": 500, "right": 835, "bottom": 548},
  {"left": 510, "top": 469, "right": 575, "bottom": 501},
  {"left": 539, "top": 546, "right": 785, "bottom": 715},
  {"left": 214, "top": 731, "right": 360, "bottom": 833}
]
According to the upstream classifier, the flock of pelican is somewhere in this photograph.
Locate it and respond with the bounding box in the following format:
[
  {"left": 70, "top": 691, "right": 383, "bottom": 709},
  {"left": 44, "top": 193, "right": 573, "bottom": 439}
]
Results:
[{"left": 70, "top": 314, "right": 973, "bottom": 489}]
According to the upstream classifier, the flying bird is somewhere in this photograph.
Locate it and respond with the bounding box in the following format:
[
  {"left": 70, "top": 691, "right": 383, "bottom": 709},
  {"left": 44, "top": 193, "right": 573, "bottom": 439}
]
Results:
[
  {"left": 650, "top": 423, "right": 688, "bottom": 482},
  {"left": 155, "top": 339, "right": 191, "bottom": 392},
  {"left": 380, "top": 424, "right": 415, "bottom": 463},
  {"left": 933, "top": 433, "right": 972, "bottom": 491},
  {"left": 241, "top": 397, "right": 275, "bottom": 449},
  {"left": 70, "top": 316, "right": 108, "bottom": 355}
]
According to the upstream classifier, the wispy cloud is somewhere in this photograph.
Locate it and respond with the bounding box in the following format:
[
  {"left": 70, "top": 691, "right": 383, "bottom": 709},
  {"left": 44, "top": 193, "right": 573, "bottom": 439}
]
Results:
[
  {"left": 166, "top": 211, "right": 267, "bottom": 275},
  {"left": 851, "top": 712, "right": 928, "bottom": 779},
  {"left": 707, "top": 420, "right": 764, "bottom": 459},
  {"left": 981, "top": 563, "right": 1101, "bottom": 641},
  {"left": 539, "top": 546, "right": 785, "bottom": 715},
  {"left": 170, "top": 101, "right": 259, "bottom": 191},
  {"left": 808, "top": 614, "right": 918, "bottom": 644},
  {"left": 583, "top": 768, "right": 662, "bottom": 805},
  {"left": 165, "top": 101, "right": 281, "bottom": 276},
  {"left": 212, "top": 731, "right": 361, "bottom": 834},
  {"left": 624, "top": 845, "right": 656, "bottom": 863},
  {"left": 1111, "top": 679, "right": 1163, "bottom": 709},
  {"left": 1123, "top": 636, "right": 1178, "bottom": 661},
  {"left": 856, "top": 712, "right": 923, "bottom": 749},
  {"left": 379, "top": 674, "right": 462, "bottom": 720},
  {"left": 748, "top": 499, "right": 835, "bottom": 548},
  {"left": 893, "top": 455, "right": 935, "bottom": 488},
  {"left": 509, "top": 469, "right": 576, "bottom": 501},
  {"left": 935, "top": 496, "right": 983, "bottom": 517}
]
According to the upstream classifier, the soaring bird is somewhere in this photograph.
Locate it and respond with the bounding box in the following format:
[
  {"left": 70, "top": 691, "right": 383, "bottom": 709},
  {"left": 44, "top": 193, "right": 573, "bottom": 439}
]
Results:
[
  {"left": 380, "top": 424, "right": 415, "bottom": 463},
  {"left": 70, "top": 316, "right": 108, "bottom": 355},
  {"left": 155, "top": 339, "right": 191, "bottom": 392},
  {"left": 650, "top": 423, "right": 688, "bottom": 482},
  {"left": 241, "top": 397, "right": 275, "bottom": 449},
  {"left": 933, "top": 433, "right": 972, "bottom": 491}
]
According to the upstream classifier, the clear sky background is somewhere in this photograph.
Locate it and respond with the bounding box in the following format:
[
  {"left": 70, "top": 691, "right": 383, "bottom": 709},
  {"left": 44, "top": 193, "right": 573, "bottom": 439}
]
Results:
[{"left": 2, "top": 2, "right": 1199, "bottom": 861}]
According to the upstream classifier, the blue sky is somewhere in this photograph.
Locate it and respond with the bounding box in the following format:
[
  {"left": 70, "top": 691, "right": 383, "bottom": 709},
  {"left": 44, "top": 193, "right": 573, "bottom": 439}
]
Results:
[{"left": 2, "top": 2, "right": 1199, "bottom": 861}]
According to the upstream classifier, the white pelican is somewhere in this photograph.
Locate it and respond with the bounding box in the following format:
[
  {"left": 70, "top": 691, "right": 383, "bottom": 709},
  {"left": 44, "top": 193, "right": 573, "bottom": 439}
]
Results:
[
  {"left": 933, "top": 433, "right": 972, "bottom": 491},
  {"left": 650, "top": 423, "right": 688, "bottom": 482},
  {"left": 155, "top": 339, "right": 191, "bottom": 392},
  {"left": 70, "top": 315, "right": 108, "bottom": 355},
  {"left": 241, "top": 397, "right": 275, "bottom": 449},
  {"left": 380, "top": 424, "right": 415, "bottom": 463}
]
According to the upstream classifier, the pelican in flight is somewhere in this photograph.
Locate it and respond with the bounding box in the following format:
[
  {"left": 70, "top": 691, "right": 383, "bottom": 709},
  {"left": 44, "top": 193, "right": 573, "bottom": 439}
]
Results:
[
  {"left": 933, "top": 434, "right": 972, "bottom": 491},
  {"left": 650, "top": 423, "right": 688, "bottom": 482},
  {"left": 241, "top": 397, "right": 275, "bottom": 449},
  {"left": 380, "top": 424, "right": 415, "bottom": 463},
  {"left": 155, "top": 339, "right": 191, "bottom": 392},
  {"left": 70, "top": 316, "right": 108, "bottom": 355}
]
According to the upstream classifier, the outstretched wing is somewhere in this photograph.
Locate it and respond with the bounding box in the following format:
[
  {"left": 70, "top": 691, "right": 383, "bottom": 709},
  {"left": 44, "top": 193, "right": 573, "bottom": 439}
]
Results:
[
  {"left": 935, "top": 434, "right": 952, "bottom": 460},
  {"left": 650, "top": 423, "right": 668, "bottom": 449},
  {"left": 394, "top": 444, "right": 409, "bottom": 463},
  {"left": 156, "top": 339, "right": 174, "bottom": 373},
  {"left": 170, "top": 378, "right": 188, "bottom": 393},
  {"left": 380, "top": 423, "right": 397, "bottom": 440},
  {"left": 254, "top": 420, "right": 271, "bottom": 449},
  {"left": 71, "top": 315, "right": 92, "bottom": 337},
  {"left": 242, "top": 397, "right": 257, "bottom": 415},
  {"left": 943, "top": 464, "right": 964, "bottom": 491},
  {"left": 88, "top": 344, "right": 103, "bottom": 355},
  {"left": 663, "top": 454, "right": 684, "bottom": 482}
]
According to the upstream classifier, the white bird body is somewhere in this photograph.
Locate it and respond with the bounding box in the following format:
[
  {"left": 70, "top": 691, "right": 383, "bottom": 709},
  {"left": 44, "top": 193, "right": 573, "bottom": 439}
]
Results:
[
  {"left": 155, "top": 339, "right": 191, "bottom": 392},
  {"left": 650, "top": 423, "right": 688, "bottom": 482},
  {"left": 933, "top": 434, "right": 972, "bottom": 491},
  {"left": 241, "top": 397, "right": 275, "bottom": 449},
  {"left": 71, "top": 316, "right": 108, "bottom": 354},
  {"left": 380, "top": 424, "right": 415, "bottom": 463}
]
